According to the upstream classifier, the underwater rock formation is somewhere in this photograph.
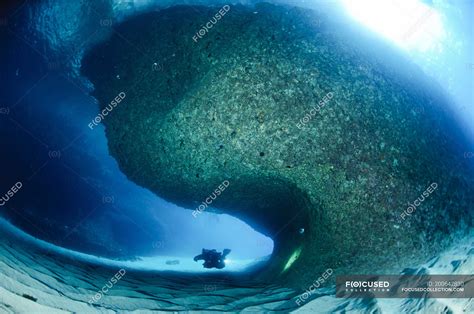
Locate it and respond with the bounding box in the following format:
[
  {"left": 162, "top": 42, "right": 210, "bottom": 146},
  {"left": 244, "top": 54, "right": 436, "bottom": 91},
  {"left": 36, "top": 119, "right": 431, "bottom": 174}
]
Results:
[{"left": 82, "top": 3, "right": 474, "bottom": 289}]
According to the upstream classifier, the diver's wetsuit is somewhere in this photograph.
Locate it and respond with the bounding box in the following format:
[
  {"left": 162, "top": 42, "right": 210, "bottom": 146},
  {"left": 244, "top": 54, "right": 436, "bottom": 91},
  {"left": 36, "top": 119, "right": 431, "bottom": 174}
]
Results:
[{"left": 193, "top": 249, "right": 231, "bottom": 269}]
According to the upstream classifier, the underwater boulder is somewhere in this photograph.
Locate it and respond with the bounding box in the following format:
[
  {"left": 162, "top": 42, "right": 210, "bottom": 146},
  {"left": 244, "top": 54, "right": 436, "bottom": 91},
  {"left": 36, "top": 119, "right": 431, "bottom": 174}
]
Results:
[{"left": 82, "top": 3, "right": 474, "bottom": 289}]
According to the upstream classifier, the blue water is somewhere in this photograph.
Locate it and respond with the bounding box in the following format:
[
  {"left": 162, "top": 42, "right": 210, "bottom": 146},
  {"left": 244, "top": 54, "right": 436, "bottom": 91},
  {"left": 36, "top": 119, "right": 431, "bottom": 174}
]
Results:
[
  {"left": 0, "top": 0, "right": 274, "bottom": 269},
  {"left": 0, "top": 0, "right": 472, "bottom": 273}
]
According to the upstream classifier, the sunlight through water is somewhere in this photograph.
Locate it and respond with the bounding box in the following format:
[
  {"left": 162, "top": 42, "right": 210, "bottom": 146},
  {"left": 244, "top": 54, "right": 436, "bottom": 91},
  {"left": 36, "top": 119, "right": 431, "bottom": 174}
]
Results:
[{"left": 341, "top": 0, "right": 445, "bottom": 52}]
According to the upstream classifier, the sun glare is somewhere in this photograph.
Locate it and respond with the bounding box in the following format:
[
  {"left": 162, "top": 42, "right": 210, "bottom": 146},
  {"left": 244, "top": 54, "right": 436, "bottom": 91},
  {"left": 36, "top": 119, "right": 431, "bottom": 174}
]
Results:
[{"left": 341, "top": 0, "right": 445, "bottom": 52}]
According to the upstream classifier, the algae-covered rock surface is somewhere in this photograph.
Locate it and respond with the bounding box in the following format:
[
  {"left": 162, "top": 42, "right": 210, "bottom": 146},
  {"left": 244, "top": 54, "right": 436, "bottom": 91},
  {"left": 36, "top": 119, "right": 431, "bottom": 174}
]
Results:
[{"left": 82, "top": 3, "right": 474, "bottom": 289}]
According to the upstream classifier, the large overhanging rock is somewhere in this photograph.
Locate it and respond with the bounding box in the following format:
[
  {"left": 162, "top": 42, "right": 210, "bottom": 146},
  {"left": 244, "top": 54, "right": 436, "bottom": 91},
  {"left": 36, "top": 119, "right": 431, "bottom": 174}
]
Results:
[{"left": 82, "top": 3, "right": 474, "bottom": 289}]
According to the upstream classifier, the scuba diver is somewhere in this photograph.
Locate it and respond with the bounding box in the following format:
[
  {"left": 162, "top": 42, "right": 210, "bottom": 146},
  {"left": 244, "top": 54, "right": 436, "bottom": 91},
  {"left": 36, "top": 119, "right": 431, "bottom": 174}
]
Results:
[{"left": 193, "top": 248, "right": 231, "bottom": 269}]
